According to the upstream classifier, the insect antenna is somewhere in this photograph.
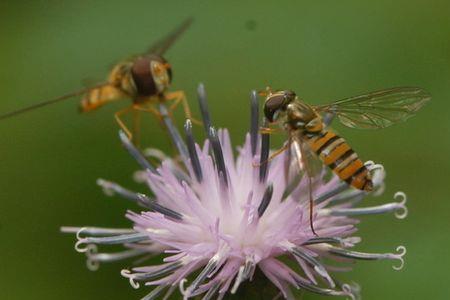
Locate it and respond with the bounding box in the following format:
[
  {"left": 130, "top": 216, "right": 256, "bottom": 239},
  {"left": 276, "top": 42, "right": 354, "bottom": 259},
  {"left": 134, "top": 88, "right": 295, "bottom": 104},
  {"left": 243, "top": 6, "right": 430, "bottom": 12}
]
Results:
[
  {"left": 0, "top": 82, "right": 109, "bottom": 121},
  {"left": 147, "top": 17, "right": 194, "bottom": 56}
]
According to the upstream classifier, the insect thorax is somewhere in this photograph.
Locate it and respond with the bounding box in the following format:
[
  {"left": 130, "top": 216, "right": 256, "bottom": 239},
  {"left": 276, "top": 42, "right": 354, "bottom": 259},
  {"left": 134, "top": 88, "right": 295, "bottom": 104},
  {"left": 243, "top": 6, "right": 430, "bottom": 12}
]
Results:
[
  {"left": 108, "top": 61, "right": 136, "bottom": 97},
  {"left": 285, "top": 101, "right": 323, "bottom": 133}
]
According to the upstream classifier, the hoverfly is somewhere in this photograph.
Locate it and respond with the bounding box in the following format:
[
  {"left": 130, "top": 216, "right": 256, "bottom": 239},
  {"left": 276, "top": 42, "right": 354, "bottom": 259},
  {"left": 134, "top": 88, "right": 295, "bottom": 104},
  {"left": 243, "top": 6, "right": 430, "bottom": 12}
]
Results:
[
  {"left": 262, "top": 87, "right": 430, "bottom": 234},
  {"left": 0, "top": 18, "right": 198, "bottom": 145}
]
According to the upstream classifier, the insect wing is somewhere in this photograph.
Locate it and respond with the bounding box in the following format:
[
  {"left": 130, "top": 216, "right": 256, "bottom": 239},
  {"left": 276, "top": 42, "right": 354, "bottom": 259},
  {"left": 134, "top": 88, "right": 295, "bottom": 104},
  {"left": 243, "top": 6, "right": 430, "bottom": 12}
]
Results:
[
  {"left": 291, "top": 134, "right": 320, "bottom": 235},
  {"left": 111, "top": 18, "right": 194, "bottom": 69},
  {"left": 291, "top": 134, "right": 322, "bottom": 178},
  {"left": 0, "top": 81, "right": 110, "bottom": 120},
  {"left": 315, "top": 87, "right": 430, "bottom": 129},
  {"left": 146, "top": 17, "right": 194, "bottom": 56}
]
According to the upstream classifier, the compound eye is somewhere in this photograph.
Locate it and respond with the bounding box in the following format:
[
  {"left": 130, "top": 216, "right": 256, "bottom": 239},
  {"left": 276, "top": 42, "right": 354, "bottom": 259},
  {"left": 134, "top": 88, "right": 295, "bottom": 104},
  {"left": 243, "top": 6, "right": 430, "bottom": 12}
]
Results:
[
  {"left": 264, "top": 94, "right": 286, "bottom": 122},
  {"left": 265, "top": 95, "right": 285, "bottom": 111}
]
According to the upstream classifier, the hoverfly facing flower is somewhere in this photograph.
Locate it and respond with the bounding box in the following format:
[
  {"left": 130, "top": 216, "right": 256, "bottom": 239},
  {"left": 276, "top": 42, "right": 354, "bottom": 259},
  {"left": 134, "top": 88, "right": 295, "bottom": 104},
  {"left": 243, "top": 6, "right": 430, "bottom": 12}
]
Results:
[
  {"left": 262, "top": 87, "right": 430, "bottom": 233},
  {"left": 0, "top": 18, "right": 198, "bottom": 144}
]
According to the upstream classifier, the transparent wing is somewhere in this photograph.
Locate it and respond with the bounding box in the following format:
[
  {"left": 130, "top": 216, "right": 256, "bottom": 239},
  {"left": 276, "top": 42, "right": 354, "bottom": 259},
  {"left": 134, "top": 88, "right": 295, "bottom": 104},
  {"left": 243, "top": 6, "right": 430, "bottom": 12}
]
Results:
[
  {"left": 291, "top": 134, "right": 322, "bottom": 178},
  {"left": 315, "top": 87, "right": 430, "bottom": 129},
  {"left": 0, "top": 81, "right": 109, "bottom": 121},
  {"left": 291, "top": 134, "right": 319, "bottom": 235},
  {"left": 108, "top": 18, "right": 194, "bottom": 75},
  {"left": 146, "top": 17, "right": 193, "bottom": 56}
]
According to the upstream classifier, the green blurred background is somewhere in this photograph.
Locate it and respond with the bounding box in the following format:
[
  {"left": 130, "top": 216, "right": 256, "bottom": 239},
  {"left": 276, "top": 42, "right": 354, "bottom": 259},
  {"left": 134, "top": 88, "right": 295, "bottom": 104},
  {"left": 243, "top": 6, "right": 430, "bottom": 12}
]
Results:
[{"left": 1, "top": 1, "right": 449, "bottom": 299}]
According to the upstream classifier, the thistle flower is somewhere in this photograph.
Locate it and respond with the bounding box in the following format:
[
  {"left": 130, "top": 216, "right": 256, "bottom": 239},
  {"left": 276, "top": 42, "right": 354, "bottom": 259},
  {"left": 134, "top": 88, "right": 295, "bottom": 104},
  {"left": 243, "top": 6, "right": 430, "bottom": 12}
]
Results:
[{"left": 62, "top": 84, "right": 408, "bottom": 299}]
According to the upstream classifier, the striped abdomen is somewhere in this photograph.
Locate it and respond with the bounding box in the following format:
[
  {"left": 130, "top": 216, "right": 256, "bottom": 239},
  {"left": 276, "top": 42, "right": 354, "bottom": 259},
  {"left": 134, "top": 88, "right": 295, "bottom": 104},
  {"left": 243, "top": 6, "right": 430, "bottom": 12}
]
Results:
[
  {"left": 306, "top": 130, "right": 373, "bottom": 191},
  {"left": 79, "top": 85, "right": 124, "bottom": 112}
]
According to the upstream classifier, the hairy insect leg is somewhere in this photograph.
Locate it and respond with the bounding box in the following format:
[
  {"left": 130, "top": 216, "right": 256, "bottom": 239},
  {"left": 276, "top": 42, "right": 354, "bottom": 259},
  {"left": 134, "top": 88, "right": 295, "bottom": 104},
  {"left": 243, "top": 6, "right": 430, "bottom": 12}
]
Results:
[{"left": 165, "top": 90, "right": 202, "bottom": 125}]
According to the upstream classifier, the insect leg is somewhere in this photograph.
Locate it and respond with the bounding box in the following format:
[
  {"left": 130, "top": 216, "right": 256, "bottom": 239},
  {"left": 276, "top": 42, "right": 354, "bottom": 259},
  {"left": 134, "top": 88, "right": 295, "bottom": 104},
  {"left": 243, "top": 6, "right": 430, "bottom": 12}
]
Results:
[
  {"left": 294, "top": 137, "right": 318, "bottom": 236},
  {"left": 165, "top": 90, "right": 202, "bottom": 125},
  {"left": 259, "top": 119, "right": 282, "bottom": 134},
  {"left": 114, "top": 106, "right": 134, "bottom": 141},
  {"left": 259, "top": 127, "right": 283, "bottom": 134},
  {"left": 133, "top": 104, "right": 163, "bottom": 120},
  {"left": 134, "top": 103, "right": 184, "bottom": 159},
  {"left": 132, "top": 109, "right": 142, "bottom": 148},
  {"left": 253, "top": 141, "right": 292, "bottom": 167},
  {"left": 303, "top": 151, "right": 317, "bottom": 236}
]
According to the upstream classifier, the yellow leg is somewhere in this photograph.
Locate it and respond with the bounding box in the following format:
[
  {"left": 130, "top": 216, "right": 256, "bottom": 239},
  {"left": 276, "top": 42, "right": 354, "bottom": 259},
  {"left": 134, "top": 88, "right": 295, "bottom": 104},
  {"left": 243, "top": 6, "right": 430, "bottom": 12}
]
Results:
[
  {"left": 114, "top": 106, "right": 134, "bottom": 141},
  {"left": 165, "top": 90, "right": 202, "bottom": 125},
  {"left": 133, "top": 104, "right": 163, "bottom": 120},
  {"left": 115, "top": 103, "right": 168, "bottom": 146},
  {"left": 259, "top": 127, "right": 283, "bottom": 134},
  {"left": 253, "top": 142, "right": 291, "bottom": 167},
  {"left": 132, "top": 109, "right": 141, "bottom": 148}
]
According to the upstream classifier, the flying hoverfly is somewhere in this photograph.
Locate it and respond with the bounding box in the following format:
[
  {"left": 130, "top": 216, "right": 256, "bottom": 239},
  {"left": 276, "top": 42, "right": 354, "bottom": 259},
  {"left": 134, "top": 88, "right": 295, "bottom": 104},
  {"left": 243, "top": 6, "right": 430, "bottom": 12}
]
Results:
[
  {"left": 0, "top": 18, "right": 198, "bottom": 145},
  {"left": 262, "top": 87, "right": 430, "bottom": 234}
]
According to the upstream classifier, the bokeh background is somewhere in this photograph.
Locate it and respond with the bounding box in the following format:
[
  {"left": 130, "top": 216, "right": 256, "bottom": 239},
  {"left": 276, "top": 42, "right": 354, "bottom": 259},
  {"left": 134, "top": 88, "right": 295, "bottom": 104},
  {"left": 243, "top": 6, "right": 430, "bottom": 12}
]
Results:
[{"left": 1, "top": 1, "right": 449, "bottom": 299}]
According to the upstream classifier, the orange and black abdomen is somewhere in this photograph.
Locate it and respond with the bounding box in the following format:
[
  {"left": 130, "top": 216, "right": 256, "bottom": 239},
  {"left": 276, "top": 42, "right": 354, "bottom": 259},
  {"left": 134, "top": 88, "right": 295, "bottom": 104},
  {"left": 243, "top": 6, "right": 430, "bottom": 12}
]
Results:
[{"left": 306, "top": 130, "right": 373, "bottom": 191}]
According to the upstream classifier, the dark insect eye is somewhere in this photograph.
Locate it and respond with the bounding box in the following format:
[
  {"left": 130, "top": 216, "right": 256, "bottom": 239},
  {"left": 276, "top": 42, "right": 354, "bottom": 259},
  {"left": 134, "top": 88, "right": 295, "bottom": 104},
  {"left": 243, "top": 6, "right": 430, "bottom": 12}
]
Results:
[
  {"left": 264, "top": 94, "right": 286, "bottom": 122},
  {"left": 131, "top": 55, "right": 172, "bottom": 96},
  {"left": 131, "top": 57, "right": 157, "bottom": 96},
  {"left": 265, "top": 95, "right": 285, "bottom": 111}
]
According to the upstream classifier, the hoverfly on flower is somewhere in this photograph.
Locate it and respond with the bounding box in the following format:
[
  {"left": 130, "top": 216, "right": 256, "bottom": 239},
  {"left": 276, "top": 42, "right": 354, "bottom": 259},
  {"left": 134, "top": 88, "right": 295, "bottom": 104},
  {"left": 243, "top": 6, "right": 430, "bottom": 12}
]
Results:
[{"left": 261, "top": 86, "right": 430, "bottom": 233}]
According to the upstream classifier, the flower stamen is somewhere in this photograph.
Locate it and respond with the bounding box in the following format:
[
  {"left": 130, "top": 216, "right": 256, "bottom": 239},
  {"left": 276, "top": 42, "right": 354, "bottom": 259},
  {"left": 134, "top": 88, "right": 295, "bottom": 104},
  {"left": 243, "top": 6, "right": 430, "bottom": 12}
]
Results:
[
  {"left": 321, "top": 192, "right": 408, "bottom": 219},
  {"left": 141, "top": 285, "right": 167, "bottom": 300},
  {"left": 197, "top": 83, "right": 212, "bottom": 136},
  {"left": 158, "top": 103, "right": 189, "bottom": 161},
  {"left": 85, "top": 247, "right": 147, "bottom": 270},
  {"left": 291, "top": 247, "right": 335, "bottom": 287},
  {"left": 258, "top": 183, "right": 274, "bottom": 217},
  {"left": 314, "top": 183, "right": 349, "bottom": 205},
  {"left": 119, "top": 130, "right": 156, "bottom": 173},
  {"left": 61, "top": 226, "right": 135, "bottom": 236},
  {"left": 209, "top": 127, "right": 228, "bottom": 187},
  {"left": 182, "top": 257, "right": 218, "bottom": 298},
  {"left": 328, "top": 245, "right": 407, "bottom": 270},
  {"left": 259, "top": 119, "right": 270, "bottom": 182},
  {"left": 184, "top": 119, "right": 203, "bottom": 182},
  {"left": 294, "top": 277, "right": 357, "bottom": 299},
  {"left": 250, "top": 90, "right": 259, "bottom": 156},
  {"left": 75, "top": 232, "right": 148, "bottom": 253}
]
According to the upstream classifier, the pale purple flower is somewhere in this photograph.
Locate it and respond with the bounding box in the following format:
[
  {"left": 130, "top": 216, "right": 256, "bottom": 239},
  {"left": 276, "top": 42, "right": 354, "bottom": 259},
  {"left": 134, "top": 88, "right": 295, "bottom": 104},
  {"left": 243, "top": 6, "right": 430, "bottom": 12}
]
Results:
[{"left": 62, "top": 84, "right": 408, "bottom": 299}]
